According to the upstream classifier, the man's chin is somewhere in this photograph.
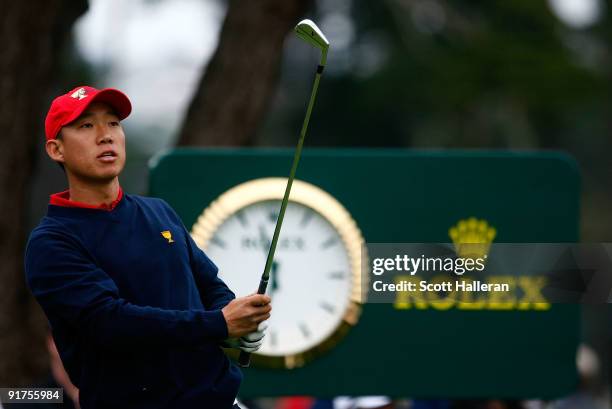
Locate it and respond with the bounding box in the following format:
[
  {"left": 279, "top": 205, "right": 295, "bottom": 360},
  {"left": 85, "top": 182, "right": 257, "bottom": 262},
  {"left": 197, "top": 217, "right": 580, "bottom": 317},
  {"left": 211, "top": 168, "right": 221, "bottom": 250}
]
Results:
[
  {"left": 84, "top": 174, "right": 121, "bottom": 185},
  {"left": 97, "top": 169, "right": 123, "bottom": 183},
  {"left": 68, "top": 165, "right": 124, "bottom": 185}
]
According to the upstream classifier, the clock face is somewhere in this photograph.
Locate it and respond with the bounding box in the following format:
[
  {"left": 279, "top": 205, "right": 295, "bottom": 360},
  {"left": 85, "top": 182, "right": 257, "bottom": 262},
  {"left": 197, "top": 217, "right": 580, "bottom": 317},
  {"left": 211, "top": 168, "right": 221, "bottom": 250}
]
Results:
[
  {"left": 191, "top": 178, "right": 366, "bottom": 368},
  {"left": 205, "top": 200, "right": 352, "bottom": 357}
]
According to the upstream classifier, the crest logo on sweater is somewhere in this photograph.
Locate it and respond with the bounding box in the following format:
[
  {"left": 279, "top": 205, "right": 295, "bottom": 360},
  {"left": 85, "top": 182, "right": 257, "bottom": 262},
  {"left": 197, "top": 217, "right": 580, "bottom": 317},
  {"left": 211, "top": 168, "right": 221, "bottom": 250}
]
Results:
[{"left": 161, "top": 230, "right": 174, "bottom": 243}]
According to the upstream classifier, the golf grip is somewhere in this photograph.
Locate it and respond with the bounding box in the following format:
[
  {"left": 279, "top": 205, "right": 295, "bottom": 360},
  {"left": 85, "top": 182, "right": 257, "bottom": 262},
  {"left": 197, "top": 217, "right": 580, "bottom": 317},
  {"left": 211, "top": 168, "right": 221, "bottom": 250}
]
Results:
[
  {"left": 238, "top": 67, "right": 324, "bottom": 368},
  {"left": 237, "top": 278, "right": 268, "bottom": 366}
]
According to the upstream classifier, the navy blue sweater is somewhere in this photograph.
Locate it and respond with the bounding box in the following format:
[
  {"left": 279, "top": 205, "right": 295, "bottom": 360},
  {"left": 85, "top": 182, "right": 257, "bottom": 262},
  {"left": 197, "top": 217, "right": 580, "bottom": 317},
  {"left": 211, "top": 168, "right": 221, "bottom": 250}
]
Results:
[{"left": 25, "top": 193, "right": 242, "bottom": 409}]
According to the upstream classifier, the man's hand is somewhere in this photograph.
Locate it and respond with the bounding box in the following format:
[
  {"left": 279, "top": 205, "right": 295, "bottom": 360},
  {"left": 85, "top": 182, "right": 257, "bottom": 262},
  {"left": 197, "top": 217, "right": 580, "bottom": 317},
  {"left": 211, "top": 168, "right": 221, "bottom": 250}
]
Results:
[{"left": 222, "top": 294, "right": 271, "bottom": 338}]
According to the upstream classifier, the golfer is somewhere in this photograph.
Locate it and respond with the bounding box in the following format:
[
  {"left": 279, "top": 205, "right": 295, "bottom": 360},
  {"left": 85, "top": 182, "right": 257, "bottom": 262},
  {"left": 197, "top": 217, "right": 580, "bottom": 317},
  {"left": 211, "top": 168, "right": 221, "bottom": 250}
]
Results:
[{"left": 25, "top": 86, "right": 271, "bottom": 409}]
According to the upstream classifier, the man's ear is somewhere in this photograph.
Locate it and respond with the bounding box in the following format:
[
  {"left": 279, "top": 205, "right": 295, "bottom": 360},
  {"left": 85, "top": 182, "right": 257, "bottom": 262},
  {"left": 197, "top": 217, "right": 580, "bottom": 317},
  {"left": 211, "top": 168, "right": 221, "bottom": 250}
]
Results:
[{"left": 45, "top": 139, "right": 65, "bottom": 164}]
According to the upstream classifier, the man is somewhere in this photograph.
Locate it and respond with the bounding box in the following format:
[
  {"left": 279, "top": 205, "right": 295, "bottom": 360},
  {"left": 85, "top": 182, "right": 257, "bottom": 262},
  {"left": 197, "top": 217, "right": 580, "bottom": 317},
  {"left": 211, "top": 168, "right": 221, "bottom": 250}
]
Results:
[{"left": 25, "top": 86, "right": 271, "bottom": 409}]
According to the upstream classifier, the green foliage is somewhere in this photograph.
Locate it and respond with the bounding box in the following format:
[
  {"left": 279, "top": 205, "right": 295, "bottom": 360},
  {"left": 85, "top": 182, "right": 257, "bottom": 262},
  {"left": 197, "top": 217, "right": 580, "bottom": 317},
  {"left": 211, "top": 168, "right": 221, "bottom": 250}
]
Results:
[{"left": 272, "top": 0, "right": 610, "bottom": 150}]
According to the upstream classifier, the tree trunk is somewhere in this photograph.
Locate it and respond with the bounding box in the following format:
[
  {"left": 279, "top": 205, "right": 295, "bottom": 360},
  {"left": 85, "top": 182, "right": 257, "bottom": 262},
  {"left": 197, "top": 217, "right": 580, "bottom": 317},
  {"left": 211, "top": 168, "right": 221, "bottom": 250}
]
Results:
[
  {"left": 178, "top": 0, "right": 312, "bottom": 147},
  {"left": 0, "top": 0, "right": 87, "bottom": 385}
]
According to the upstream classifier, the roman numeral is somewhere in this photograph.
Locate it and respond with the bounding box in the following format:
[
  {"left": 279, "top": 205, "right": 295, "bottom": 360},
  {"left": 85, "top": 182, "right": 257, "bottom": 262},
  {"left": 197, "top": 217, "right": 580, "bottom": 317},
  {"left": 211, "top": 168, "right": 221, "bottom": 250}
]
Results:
[
  {"left": 300, "top": 210, "right": 314, "bottom": 227},
  {"left": 210, "top": 236, "right": 226, "bottom": 248},
  {"left": 328, "top": 271, "right": 345, "bottom": 280},
  {"left": 299, "top": 323, "right": 310, "bottom": 338},
  {"left": 267, "top": 205, "right": 279, "bottom": 223},
  {"left": 320, "top": 302, "right": 335, "bottom": 314},
  {"left": 320, "top": 236, "right": 339, "bottom": 249},
  {"left": 236, "top": 211, "right": 248, "bottom": 227}
]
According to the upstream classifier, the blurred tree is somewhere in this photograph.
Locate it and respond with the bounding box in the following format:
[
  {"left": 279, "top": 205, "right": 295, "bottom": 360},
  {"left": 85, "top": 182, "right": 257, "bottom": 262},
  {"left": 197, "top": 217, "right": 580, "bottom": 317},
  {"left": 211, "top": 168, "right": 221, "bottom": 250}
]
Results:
[
  {"left": 285, "top": 0, "right": 608, "bottom": 150},
  {"left": 178, "top": 0, "right": 312, "bottom": 146},
  {"left": 0, "top": 0, "right": 87, "bottom": 385}
]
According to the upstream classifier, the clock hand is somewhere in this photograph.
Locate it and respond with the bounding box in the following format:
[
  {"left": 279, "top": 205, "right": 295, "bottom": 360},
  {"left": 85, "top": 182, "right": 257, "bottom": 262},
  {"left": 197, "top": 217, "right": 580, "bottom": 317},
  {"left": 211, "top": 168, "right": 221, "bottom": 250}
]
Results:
[
  {"left": 270, "top": 260, "right": 280, "bottom": 294},
  {"left": 260, "top": 225, "right": 280, "bottom": 295},
  {"left": 259, "top": 225, "right": 275, "bottom": 295},
  {"left": 258, "top": 224, "right": 271, "bottom": 253}
]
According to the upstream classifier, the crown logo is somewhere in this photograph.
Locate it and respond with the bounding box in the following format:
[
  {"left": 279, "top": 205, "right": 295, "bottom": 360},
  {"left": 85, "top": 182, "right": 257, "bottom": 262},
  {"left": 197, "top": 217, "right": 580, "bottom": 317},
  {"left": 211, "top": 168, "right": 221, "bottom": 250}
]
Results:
[
  {"left": 449, "top": 217, "right": 496, "bottom": 260},
  {"left": 70, "top": 87, "right": 88, "bottom": 100}
]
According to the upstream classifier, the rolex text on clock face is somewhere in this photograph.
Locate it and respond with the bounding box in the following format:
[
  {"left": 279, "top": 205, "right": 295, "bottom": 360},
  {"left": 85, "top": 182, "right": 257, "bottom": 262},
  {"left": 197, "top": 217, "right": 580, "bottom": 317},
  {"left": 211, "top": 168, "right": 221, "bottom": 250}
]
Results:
[{"left": 205, "top": 200, "right": 352, "bottom": 357}]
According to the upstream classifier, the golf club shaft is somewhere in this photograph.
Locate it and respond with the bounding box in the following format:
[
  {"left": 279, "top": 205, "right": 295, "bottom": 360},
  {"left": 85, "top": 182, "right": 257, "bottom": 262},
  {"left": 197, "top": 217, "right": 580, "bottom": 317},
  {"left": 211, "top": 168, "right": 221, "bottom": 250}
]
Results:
[{"left": 238, "top": 63, "right": 325, "bottom": 368}]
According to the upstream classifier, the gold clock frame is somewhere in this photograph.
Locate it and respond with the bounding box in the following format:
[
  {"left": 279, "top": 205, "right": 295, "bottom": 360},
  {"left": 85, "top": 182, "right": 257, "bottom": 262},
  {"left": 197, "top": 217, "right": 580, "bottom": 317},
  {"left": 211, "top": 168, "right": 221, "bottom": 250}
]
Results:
[{"left": 190, "top": 177, "right": 368, "bottom": 369}]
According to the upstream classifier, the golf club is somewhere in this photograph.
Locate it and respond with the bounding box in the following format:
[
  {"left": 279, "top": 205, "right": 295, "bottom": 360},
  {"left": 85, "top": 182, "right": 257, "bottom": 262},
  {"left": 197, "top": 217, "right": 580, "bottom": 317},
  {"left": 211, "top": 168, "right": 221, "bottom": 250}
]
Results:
[{"left": 238, "top": 19, "right": 329, "bottom": 368}]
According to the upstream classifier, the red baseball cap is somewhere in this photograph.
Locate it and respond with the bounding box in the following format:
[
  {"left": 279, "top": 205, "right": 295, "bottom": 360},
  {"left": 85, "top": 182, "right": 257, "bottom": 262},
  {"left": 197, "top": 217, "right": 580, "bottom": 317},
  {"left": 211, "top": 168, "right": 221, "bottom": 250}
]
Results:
[{"left": 44, "top": 86, "right": 132, "bottom": 141}]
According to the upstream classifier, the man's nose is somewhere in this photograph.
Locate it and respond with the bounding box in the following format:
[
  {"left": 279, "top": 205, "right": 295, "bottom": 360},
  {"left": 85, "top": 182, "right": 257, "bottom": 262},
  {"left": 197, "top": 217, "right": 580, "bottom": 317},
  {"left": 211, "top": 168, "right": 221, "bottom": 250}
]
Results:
[{"left": 97, "top": 126, "right": 113, "bottom": 144}]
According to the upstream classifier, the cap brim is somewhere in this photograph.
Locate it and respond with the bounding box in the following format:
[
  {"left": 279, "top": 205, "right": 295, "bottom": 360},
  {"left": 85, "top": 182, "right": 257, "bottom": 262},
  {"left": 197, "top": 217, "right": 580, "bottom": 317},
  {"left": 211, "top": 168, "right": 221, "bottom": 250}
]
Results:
[
  {"left": 62, "top": 88, "right": 132, "bottom": 128},
  {"left": 90, "top": 88, "right": 132, "bottom": 120}
]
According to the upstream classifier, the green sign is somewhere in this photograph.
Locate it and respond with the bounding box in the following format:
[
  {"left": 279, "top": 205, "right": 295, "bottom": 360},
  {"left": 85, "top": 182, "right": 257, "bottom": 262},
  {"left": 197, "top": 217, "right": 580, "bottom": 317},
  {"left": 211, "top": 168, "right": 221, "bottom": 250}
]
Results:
[{"left": 149, "top": 148, "right": 580, "bottom": 399}]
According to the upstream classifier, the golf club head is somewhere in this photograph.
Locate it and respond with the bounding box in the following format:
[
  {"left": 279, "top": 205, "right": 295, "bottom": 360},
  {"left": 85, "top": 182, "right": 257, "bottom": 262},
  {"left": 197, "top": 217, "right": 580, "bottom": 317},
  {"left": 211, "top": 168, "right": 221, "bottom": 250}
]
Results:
[{"left": 295, "top": 19, "right": 329, "bottom": 53}]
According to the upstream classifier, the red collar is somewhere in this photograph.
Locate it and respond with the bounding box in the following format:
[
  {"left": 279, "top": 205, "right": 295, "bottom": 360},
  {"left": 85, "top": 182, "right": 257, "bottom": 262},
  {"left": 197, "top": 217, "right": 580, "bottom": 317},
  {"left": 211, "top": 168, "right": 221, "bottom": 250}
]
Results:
[{"left": 49, "top": 187, "right": 124, "bottom": 211}]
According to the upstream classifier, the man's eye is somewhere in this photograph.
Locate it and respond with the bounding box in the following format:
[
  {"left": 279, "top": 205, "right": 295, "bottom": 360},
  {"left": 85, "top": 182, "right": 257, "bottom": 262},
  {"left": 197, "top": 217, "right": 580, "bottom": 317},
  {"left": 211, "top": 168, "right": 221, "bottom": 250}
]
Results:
[
  {"left": 79, "top": 123, "right": 93, "bottom": 129},
  {"left": 109, "top": 121, "right": 120, "bottom": 127}
]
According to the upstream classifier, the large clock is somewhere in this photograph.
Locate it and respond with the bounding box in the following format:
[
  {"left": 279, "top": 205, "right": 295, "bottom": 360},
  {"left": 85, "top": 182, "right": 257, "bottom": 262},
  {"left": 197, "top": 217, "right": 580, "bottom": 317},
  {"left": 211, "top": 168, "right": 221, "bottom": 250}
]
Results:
[{"left": 190, "top": 178, "right": 367, "bottom": 369}]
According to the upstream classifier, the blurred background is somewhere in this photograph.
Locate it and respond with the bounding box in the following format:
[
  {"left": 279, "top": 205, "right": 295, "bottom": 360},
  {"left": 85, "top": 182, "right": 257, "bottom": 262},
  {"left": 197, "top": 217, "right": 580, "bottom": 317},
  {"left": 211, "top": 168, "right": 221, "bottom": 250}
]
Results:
[{"left": 1, "top": 0, "right": 611, "bottom": 408}]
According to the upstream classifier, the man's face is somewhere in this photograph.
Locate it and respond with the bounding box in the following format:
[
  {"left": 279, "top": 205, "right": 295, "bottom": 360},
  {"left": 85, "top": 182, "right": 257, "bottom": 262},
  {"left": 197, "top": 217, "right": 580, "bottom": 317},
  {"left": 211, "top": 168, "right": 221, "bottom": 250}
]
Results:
[{"left": 48, "top": 102, "right": 126, "bottom": 183}]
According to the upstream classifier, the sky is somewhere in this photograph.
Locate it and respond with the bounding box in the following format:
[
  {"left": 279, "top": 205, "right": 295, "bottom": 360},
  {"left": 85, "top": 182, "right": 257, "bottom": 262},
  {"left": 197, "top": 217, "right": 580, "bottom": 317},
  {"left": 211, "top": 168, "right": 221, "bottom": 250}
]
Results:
[{"left": 74, "top": 0, "right": 226, "bottom": 153}]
